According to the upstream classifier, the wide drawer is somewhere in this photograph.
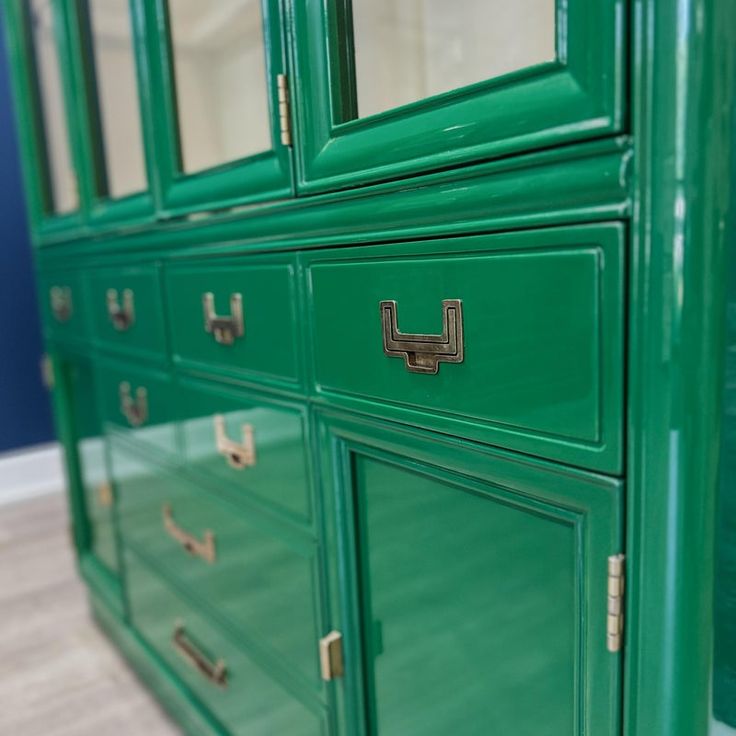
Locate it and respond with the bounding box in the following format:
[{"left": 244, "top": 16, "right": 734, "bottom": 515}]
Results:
[
  {"left": 38, "top": 270, "right": 89, "bottom": 342},
  {"left": 165, "top": 257, "right": 301, "bottom": 390},
  {"left": 95, "top": 359, "right": 178, "bottom": 457},
  {"left": 305, "top": 223, "right": 624, "bottom": 473},
  {"left": 176, "top": 376, "right": 312, "bottom": 523},
  {"left": 87, "top": 265, "right": 167, "bottom": 362},
  {"left": 125, "top": 549, "right": 326, "bottom": 736},
  {"left": 113, "top": 445, "right": 322, "bottom": 688}
]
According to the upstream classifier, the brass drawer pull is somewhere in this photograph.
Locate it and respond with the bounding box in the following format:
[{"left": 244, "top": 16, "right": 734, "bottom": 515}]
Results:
[
  {"left": 380, "top": 299, "right": 464, "bottom": 374},
  {"left": 107, "top": 288, "right": 135, "bottom": 331},
  {"left": 162, "top": 504, "right": 216, "bottom": 564},
  {"left": 202, "top": 292, "right": 244, "bottom": 345},
  {"left": 171, "top": 621, "right": 227, "bottom": 688},
  {"left": 119, "top": 382, "right": 148, "bottom": 427},
  {"left": 97, "top": 481, "right": 114, "bottom": 508},
  {"left": 214, "top": 415, "right": 256, "bottom": 470},
  {"left": 50, "top": 286, "right": 73, "bottom": 323}
]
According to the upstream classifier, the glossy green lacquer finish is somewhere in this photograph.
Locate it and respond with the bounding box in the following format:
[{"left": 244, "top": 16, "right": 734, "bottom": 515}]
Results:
[
  {"left": 306, "top": 223, "right": 624, "bottom": 473},
  {"left": 112, "top": 443, "right": 322, "bottom": 691},
  {"left": 318, "top": 413, "right": 622, "bottom": 736},
  {"left": 87, "top": 264, "right": 167, "bottom": 362},
  {"left": 292, "top": 0, "right": 625, "bottom": 193},
  {"left": 165, "top": 257, "right": 301, "bottom": 391},
  {"left": 175, "top": 376, "right": 311, "bottom": 524},
  {"left": 125, "top": 548, "right": 328, "bottom": 736}
]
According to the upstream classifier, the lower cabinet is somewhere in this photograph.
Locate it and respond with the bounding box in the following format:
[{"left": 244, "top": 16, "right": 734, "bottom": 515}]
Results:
[{"left": 318, "top": 412, "right": 623, "bottom": 736}]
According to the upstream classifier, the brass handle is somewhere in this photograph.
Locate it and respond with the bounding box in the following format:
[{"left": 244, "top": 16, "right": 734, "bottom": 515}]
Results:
[
  {"left": 40, "top": 354, "right": 55, "bottom": 390},
  {"left": 380, "top": 299, "right": 464, "bottom": 375},
  {"left": 214, "top": 415, "right": 256, "bottom": 469},
  {"left": 50, "top": 286, "right": 73, "bottom": 323},
  {"left": 171, "top": 621, "right": 227, "bottom": 688},
  {"left": 319, "top": 631, "right": 344, "bottom": 681},
  {"left": 202, "top": 292, "right": 244, "bottom": 345},
  {"left": 119, "top": 382, "right": 148, "bottom": 427},
  {"left": 107, "top": 288, "right": 135, "bottom": 331},
  {"left": 97, "top": 482, "right": 114, "bottom": 508},
  {"left": 162, "top": 504, "right": 216, "bottom": 564}
]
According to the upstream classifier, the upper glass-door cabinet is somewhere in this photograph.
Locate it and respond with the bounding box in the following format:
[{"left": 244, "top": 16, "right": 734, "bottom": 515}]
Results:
[
  {"left": 293, "top": 0, "right": 626, "bottom": 193},
  {"left": 144, "top": 0, "right": 292, "bottom": 216},
  {"left": 3, "top": 0, "right": 84, "bottom": 239}
]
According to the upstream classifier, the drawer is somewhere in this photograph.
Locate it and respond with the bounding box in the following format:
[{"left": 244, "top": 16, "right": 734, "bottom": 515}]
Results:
[
  {"left": 87, "top": 265, "right": 167, "bottom": 361},
  {"left": 165, "top": 257, "right": 301, "bottom": 389},
  {"left": 305, "top": 223, "right": 625, "bottom": 473},
  {"left": 176, "top": 376, "right": 311, "bottom": 523},
  {"left": 38, "top": 271, "right": 89, "bottom": 342},
  {"left": 125, "top": 549, "right": 326, "bottom": 736},
  {"left": 113, "top": 445, "right": 322, "bottom": 688},
  {"left": 95, "top": 359, "right": 178, "bottom": 457}
]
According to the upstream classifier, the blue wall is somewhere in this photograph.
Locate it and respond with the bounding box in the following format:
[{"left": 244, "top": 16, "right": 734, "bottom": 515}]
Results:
[{"left": 0, "top": 16, "right": 54, "bottom": 453}]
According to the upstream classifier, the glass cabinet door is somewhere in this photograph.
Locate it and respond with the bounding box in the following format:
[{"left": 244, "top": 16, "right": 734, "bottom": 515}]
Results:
[
  {"left": 293, "top": 0, "right": 625, "bottom": 193},
  {"left": 145, "top": 0, "right": 292, "bottom": 215}
]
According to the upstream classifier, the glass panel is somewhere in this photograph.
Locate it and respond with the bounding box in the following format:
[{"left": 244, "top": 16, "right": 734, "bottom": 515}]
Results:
[
  {"left": 29, "top": 0, "right": 79, "bottom": 214},
  {"left": 351, "top": 0, "right": 557, "bottom": 119},
  {"left": 167, "top": 0, "right": 271, "bottom": 174},
  {"left": 87, "top": 0, "right": 147, "bottom": 199}
]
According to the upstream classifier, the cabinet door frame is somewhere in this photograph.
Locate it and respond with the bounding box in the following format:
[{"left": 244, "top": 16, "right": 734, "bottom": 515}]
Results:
[
  {"left": 143, "top": 0, "right": 293, "bottom": 218},
  {"left": 3, "top": 0, "right": 87, "bottom": 241},
  {"left": 64, "top": 0, "right": 156, "bottom": 231},
  {"left": 317, "top": 410, "right": 623, "bottom": 736},
  {"left": 292, "top": 0, "right": 626, "bottom": 194}
]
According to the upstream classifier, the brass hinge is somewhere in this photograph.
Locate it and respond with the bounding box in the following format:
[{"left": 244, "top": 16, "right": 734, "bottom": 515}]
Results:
[
  {"left": 319, "top": 631, "right": 344, "bottom": 681},
  {"left": 277, "top": 73, "right": 293, "bottom": 147},
  {"left": 607, "top": 554, "right": 625, "bottom": 653}
]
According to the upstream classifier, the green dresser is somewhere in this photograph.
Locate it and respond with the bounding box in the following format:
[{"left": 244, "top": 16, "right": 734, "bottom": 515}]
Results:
[{"left": 4, "top": 1, "right": 735, "bottom": 735}]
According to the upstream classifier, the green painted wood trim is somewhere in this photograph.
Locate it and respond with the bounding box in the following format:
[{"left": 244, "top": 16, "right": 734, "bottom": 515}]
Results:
[{"left": 625, "top": 0, "right": 736, "bottom": 734}]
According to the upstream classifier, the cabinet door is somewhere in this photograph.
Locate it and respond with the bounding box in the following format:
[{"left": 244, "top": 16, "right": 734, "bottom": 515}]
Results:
[
  {"left": 318, "top": 413, "right": 622, "bottom": 736},
  {"left": 4, "top": 0, "right": 85, "bottom": 239},
  {"left": 144, "top": 0, "right": 292, "bottom": 215},
  {"left": 293, "top": 0, "right": 625, "bottom": 193}
]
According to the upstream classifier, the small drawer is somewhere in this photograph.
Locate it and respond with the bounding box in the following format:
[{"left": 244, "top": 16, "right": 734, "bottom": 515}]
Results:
[
  {"left": 87, "top": 265, "right": 167, "bottom": 361},
  {"left": 95, "top": 359, "right": 178, "bottom": 457},
  {"left": 305, "top": 223, "right": 625, "bottom": 473},
  {"left": 38, "top": 271, "right": 89, "bottom": 342},
  {"left": 125, "top": 549, "right": 326, "bottom": 736},
  {"left": 164, "top": 257, "right": 301, "bottom": 389},
  {"left": 114, "top": 446, "right": 322, "bottom": 688},
  {"left": 176, "top": 376, "right": 311, "bottom": 523}
]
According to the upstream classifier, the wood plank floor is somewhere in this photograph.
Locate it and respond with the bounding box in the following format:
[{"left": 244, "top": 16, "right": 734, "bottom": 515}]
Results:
[{"left": 0, "top": 492, "right": 181, "bottom": 735}]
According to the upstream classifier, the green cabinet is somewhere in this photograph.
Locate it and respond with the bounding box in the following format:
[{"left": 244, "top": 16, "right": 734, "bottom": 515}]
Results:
[{"left": 318, "top": 414, "right": 623, "bottom": 736}]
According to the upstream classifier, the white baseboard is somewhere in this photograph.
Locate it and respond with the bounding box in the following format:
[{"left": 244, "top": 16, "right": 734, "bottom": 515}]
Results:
[{"left": 0, "top": 443, "right": 65, "bottom": 506}]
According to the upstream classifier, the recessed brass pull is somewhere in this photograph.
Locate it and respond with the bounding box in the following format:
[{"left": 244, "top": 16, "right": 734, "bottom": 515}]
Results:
[
  {"left": 214, "top": 414, "right": 256, "bottom": 470},
  {"left": 380, "top": 299, "right": 464, "bottom": 374},
  {"left": 202, "top": 292, "right": 244, "bottom": 345},
  {"left": 107, "top": 288, "right": 135, "bottom": 331},
  {"left": 119, "top": 382, "right": 148, "bottom": 427},
  {"left": 50, "top": 286, "right": 73, "bottom": 323},
  {"left": 171, "top": 621, "right": 227, "bottom": 688},
  {"left": 97, "top": 481, "right": 114, "bottom": 508},
  {"left": 162, "top": 504, "right": 216, "bottom": 564}
]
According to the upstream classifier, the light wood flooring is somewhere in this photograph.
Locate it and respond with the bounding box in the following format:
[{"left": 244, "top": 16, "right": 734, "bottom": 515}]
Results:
[{"left": 0, "top": 492, "right": 181, "bottom": 735}]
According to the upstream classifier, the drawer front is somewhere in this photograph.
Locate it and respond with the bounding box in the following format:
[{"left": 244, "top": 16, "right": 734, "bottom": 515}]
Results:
[
  {"left": 113, "top": 446, "right": 322, "bottom": 688},
  {"left": 38, "top": 271, "right": 89, "bottom": 342},
  {"left": 125, "top": 550, "right": 326, "bottom": 736},
  {"left": 165, "top": 258, "right": 301, "bottom": 389},
  {"left": 95, "top": 360, "right": 178, "bottom": 457},
  {"left": 177, "top": 376, "right": 311, "bottom": 523},
  {"left": 306, "top": 223, "right": 624, "bottom": 473},
  {"left": 87, "top": 266, "right": 167, "bottom": 361}
]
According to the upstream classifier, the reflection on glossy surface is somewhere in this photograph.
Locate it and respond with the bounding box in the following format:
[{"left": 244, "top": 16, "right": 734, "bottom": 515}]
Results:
[
  {"left": 167, "top": 0, "right": 271, "bottom": 173},
  {"left": 354, "top": 455, "right": 575, "bottom": 735},
  {"left": 351, "top": 0, "right": 556, "bottom": 118},
  {"left": 125, "top": 550, "right": 323, "bottom": 736},
  {"left": 29, "top": 0, "right": 78, "bottom": 213},
  {"left": 87, "top": 0, "right": 147, "bottom": 198}
]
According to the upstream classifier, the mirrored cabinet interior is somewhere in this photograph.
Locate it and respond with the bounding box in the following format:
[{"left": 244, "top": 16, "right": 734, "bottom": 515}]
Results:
[{"left": 3, "top": 0, "right": 735, "bottom": 735}]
